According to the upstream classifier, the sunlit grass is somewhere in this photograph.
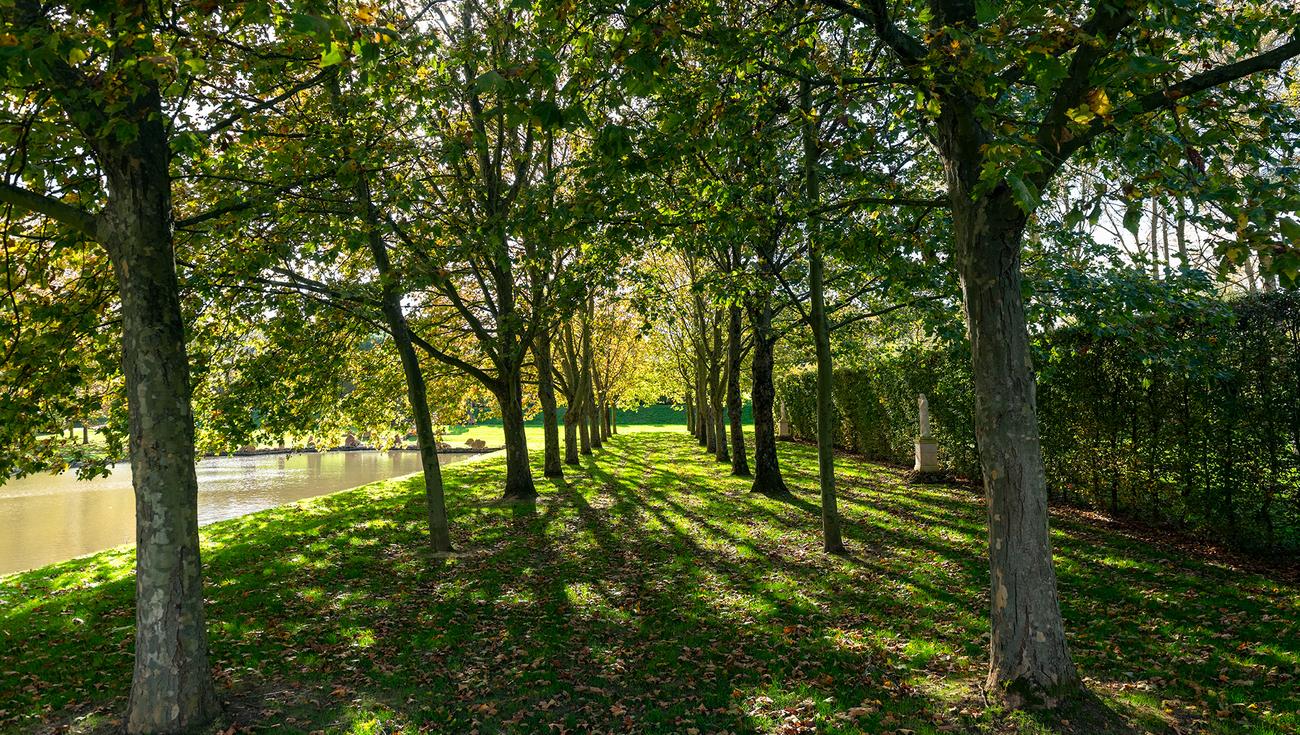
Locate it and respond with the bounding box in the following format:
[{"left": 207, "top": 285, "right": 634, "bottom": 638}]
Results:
[{"left": 1, "top": 429, "right": 1296, "bottom": 734}]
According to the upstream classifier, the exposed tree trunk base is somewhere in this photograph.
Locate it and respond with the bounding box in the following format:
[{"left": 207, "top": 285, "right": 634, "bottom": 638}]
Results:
[
  {"left": 501, "top": 484, "right": 539, "bottom": 501},
  {"left": 534, "top": 337, "right": 564, "bottom": 481},
  {"left": 497, "top": 374, "right": 537, "bottom": 501},
  {"left": 750, "top": 483, "right": 792, "bottom": 498},
  {"left": 987, "top": 671, "right": 1084, "bottom": 711}
]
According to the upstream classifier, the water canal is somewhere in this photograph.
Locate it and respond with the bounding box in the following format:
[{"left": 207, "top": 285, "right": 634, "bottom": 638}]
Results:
[{"left": 0, "top": 450, "right": 481, "bottom": 575}]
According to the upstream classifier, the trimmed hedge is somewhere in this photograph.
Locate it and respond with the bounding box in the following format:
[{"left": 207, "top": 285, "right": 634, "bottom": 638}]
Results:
[
  {"left": 777, "top": 292, "right": 1300, "bottom": 553},
  {"left": 776, "top": 345, "right": 978, "bottom": 475}
]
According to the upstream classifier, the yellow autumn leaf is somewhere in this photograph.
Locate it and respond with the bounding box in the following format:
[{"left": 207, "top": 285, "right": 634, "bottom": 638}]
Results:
[
  {"left": 1088, "top": 88, "right": 1111, "bottom": 116},
  {"left": 0, "top": 33, "right": 18, "bottom": 47},
  {"left": 353, "top": 4, "right": 378, "bottom": 24},
  {"left": 68, "top": 47, "right": 88, "bottom": 64},
  {"left": 1067, "top": 104, "right": 1093, "bottom": 124}
]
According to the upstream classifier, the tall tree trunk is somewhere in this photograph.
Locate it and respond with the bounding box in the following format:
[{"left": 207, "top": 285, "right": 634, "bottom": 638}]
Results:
[
  {"left": 932, "top": 60, "right": 1078, "bottom": 699},
  {"left": 726, "top": 303, "right": 750, "bottom": 476},
  {"left": 560, "top": 323, "right": 582, "bottom": 465},
  {"left": 332, "top": 73, "right": 452, "bottom": 551},
  {"left": 695, "top": 363, "right": 709, "bottom": 446},
  {"left": 748, "top": 296, "right": 789, "bottom": 496},
  {"left": 100, "top": 104, "right": 219, "bottom": 734},
  {"left": 952, "top": 187, "right": 1078, "bottom": 704},
  {"left": 808, "top": 248, "right": 842, "bottom": 552},
  {"left": 533, "top": 334, "right": 564, "bottom": 478},
  {"left": 704, "top": 403, "right": 717, "bottom": 453},
  {"left": 384, "top": 306, "right": 450, "bottom": 550},
  {"left": 801, "top": 78, "right": 843, "bottom": 554},
  {"left": 1150, "top": 197, "right": 1161, "bottom": 278},
  {"left": 579, "top": 398, "right": 592, "bottom": 455},
  {"left": 712, "top": 318, "right": 729, "bottom": 464},
  {"left": 581, "top": 307, "right": 600, "bottom": 452},
  {"left": 1175, "top": 197, "right": 1189, "bottom": 267},
  {"left": 714, "top": 395, "right": 729, "bottom": 463},
  {"left": 589, "top": 399, "right": 603, "bottom": 450},
  {"left": 497, "top": 368, "right": 536, "bottom": 500},
  {"left": 563, "top": 398, "right": 581, "bottom": 465},
  {"left": 1160, "top": 204, "right": 1171, "bottom": 276},
  {"left": 684, "top": 391, "right": 694, "bottom": 434}
]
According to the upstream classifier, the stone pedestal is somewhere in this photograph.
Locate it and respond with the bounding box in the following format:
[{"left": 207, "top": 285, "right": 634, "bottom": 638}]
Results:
[
  {"left": 777, "top": 401, "right": 792, "bottom": 439},
  {"left": 914, "top": 437, "right": 940, "bottom": 472}
]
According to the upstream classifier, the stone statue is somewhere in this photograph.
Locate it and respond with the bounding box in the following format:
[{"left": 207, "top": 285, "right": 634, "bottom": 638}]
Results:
[
  {"left": 914, "top": 393, "right": 940, "bottom": 473},
  {"left": 918, "top": 393, "right": 931, "bottom": 438}
]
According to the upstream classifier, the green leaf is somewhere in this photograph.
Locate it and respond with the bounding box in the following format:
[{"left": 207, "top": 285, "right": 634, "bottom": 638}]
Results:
[
  {"left": 320, "top": 41, "right": 346, "bottom": 68},
  {"left": 530, "top": 99, "right": 563, "bottom": 129},
  {"left": 1006, "top": 173, "right": 1038, "bottom": 214},
  {"left": 1279, "top": 217, "right": 1300, "bottom": 244},
  {"left": 1123, "top": 200, "right": 1143, "bottom": 237},
  {"left": 474, "top": 70, "right": 507, "bottom": 94}
]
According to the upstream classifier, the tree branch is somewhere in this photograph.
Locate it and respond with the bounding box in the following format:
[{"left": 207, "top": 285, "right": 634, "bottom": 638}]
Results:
[
  {"left": 816, "top": 0, "right": 924, "bottom": 63},
  {"left": 1060, "top": 34, "right": 1300, "bottom": 162},
  {"left": 408, "top": 330, "right": 499, "bottom": 390},
  {"left": 0, "top": 182, "right": 98, "bottom": 238}
]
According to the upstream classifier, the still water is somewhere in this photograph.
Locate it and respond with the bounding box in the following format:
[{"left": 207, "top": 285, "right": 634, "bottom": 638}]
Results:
[{"left": 0, "top": 450, "right": 480, "bottom": 576}]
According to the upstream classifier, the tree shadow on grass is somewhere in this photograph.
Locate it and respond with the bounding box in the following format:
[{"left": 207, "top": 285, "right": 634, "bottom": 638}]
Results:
[{"left": 3, "top": 430, "right": 1297, "bottom": 735}]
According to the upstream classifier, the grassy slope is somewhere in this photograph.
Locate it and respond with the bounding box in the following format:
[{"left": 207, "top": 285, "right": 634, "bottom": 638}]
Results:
[{"left": 1, "top": 431, "right": 1295, "bottom": 735}]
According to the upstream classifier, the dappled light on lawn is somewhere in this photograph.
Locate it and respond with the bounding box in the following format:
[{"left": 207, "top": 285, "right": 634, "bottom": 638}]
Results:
[{"left": 3, "top": 432, "right": 1295, "bottom": 734}]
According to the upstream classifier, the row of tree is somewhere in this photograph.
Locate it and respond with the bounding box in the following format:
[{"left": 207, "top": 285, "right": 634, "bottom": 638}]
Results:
[{"left": 2, "top": 0, "right": 1297, "bottom": 731}]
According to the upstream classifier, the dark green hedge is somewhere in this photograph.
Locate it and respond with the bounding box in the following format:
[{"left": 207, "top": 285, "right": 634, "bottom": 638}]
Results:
[
  {"left": 775, "top": 345, "right": 977, "bottom": 475},
  {"left": 777, "top": 292, "right": 1300, "bottom": 553}
]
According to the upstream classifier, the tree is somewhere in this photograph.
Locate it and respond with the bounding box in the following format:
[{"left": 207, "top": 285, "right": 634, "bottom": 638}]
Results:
[
  {"left": 0, "top": 2, "right": 227, "bottom": 729},
  {"left": 325, "top": 65, "right": 452, "bottom": 551},
  {"left": 821, "top": 0, "right": 1300, "bottom": 706},
  {"left": 378, "top": 0, "right": 616, "bottom": 500}
]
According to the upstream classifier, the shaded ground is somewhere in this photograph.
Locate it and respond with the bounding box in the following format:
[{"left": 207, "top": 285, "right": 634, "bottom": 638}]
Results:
[{"left": 1, "top": 431, "right": 1295, "bottom": 734}]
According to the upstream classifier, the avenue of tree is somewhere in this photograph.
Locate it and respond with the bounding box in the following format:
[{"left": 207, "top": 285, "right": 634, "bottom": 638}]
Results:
[{"left": 1, "top": 0, "right": 1297, "bottom": 732}]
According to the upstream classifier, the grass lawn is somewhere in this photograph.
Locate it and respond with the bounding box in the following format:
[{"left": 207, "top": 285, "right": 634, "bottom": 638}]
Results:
[
  {"left": 439, "top": 421, "right": 704, "bottom": 450},
  {"left": 1, "top": 430, "right": 1296, "bottom": 734},
  {"left": 439, "top": 402, "right": 700, "bottom": 448}
]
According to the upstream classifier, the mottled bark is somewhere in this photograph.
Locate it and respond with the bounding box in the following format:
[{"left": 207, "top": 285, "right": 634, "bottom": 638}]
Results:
[
  {"left": 100, "top": 86, "right": 219, "bottom": 734},
  {"left": 937, "top": 88, "right": 1078, "bottom": 703},
  {"left": 497, "top": 369, "right": 537, "bottom": 500},
  {"left": 958, "top": 200, "right": 1077, "bottom": 704},
  {"left": 726, "top": 303, "right": 750, "bottom": 476},
  {"left": 748, "top": 295, "right": 789, "bottom": 496},
  {"left": 533, "top": 334, "right": 564, "bottom": 478}
]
